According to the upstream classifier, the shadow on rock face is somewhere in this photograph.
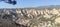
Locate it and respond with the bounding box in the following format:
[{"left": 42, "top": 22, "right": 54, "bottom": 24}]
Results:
[
  {"left": 0, "top": 19, "right": 17, "bottom": 27},
  {"left": 15, "top": 23, "right": 29, "bottom": 27},
  {"left": 0, "top": 17, "right": 28, "bottom": 27}
]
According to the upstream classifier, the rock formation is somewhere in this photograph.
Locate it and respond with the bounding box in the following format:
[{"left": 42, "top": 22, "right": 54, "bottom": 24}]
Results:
[{"left": 0, "top": 8, "right": 60, "bottom": 27}]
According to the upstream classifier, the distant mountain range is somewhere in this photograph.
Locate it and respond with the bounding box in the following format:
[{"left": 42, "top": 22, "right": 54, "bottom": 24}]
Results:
[
  {"left": 22, "top": 5, "right": 60, "bottom": 9},
  {"left": 0, "top": 5, "right": 60, "bottom": 9},
  {"left": 37, "top": 5, "right": 60, "bottom": 8}
]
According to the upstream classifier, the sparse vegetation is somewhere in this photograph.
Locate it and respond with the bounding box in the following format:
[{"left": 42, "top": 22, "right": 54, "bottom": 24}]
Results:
[{"left": 0, "top": 8, "right": 60, "bottom": 27}]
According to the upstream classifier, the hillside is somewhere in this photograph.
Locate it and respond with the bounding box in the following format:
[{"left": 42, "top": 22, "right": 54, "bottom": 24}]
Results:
[{"left": 0, "top": 6, "right": 60, "bottom": 27}]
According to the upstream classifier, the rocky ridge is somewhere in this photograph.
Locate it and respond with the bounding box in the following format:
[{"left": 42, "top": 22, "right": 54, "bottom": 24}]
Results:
[
  {"left": 0, "top": 8, "right": 60, "bottom": 27},
  {"left": 15, "top": 8, "right": 60, "bottom": 27}
]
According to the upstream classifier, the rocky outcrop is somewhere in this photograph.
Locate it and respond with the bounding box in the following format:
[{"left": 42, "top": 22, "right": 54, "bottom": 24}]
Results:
[
  {"left": 1, "top": 8, "right": 60, "bottom": 27},
  {"left": 15, "top": 8, "right": 60, "bottom": 27}
]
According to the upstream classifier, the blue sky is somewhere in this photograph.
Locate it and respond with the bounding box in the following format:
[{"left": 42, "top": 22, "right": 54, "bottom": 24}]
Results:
[
  {"left": 0, "top": 0, "right": 20, "bottom": 8},
  {"left": 20, "top": 0, "right": 60, "bottom": 8}
]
